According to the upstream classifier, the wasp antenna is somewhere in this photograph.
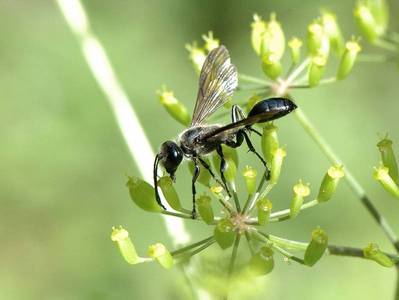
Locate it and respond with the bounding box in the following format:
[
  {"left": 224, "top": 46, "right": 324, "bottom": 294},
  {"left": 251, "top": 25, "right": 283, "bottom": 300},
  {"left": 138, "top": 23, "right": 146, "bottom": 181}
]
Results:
[{"left": 153, "top": 154, "right": 167, "bottom": 210}]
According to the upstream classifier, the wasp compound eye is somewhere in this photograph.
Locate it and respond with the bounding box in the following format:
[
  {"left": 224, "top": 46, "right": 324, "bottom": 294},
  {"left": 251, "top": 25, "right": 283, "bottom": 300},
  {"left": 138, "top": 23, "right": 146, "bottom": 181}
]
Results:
[{"left": 160, "top": 141, "right": 183, "bottom": 177}]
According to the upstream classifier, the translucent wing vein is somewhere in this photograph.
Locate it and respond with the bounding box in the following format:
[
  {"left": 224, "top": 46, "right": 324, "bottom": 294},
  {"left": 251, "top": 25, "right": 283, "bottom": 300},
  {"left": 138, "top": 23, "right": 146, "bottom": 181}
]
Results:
[{"left": 191, "top": 45, "right": 238, "bottom": 126}]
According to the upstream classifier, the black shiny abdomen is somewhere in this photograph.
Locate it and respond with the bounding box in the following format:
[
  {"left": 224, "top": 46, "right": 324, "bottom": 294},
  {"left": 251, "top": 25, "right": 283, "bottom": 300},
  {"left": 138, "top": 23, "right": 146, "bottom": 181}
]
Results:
[{"left": 247, "top": 97, "right": 297, "bottom": 123}]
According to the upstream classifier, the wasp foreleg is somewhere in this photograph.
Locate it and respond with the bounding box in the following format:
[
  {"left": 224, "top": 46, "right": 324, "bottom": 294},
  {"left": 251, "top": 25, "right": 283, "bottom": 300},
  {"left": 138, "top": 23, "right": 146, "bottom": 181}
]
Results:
[
  {"left": 190, "top": 157, "right": 200, "bottom": 219},
  {"left": 216, "top": 145, "right": 232, "bottom": 197}
]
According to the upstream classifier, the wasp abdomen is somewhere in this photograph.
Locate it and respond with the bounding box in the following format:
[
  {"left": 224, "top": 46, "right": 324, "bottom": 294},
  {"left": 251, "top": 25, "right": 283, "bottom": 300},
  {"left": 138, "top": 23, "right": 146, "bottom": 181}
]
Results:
[{"left": 247, "top": 97, "right": 297, "bottom": 123}]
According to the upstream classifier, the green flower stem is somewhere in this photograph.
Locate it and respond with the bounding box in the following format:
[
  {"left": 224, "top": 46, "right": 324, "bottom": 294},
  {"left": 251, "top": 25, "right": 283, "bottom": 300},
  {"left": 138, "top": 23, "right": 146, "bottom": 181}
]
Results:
[
  {"left": 327, "top": 245, "right": 399, "bottom": 263},
  {"left": 229, "top": 183, "right": 241, "bottom": 212},
  {"left": 241, "top": 194, "right": 253, "bottom": 215},
  {"left": 228, "top": 234, "right": 241, "bottom": 277},
  {"left": 261, "top": 232, "right": 308, "bottom": 250},
  {"left": 246, "top": 181, "right": 275, "bottom": 215},
  {"left": 294, "top": 107, "right": 399, "bottom": 252},
  {"left": 291, "top": 77, "right": 337, "bottom": 89},
  {"left": 286, "top": 57, "right": 311, "bottom": 85},
  {"left": 374, "top": 38, "right": 398, "bottom": 52},
  {"left": 217, "top": 197, "right": 235, "bottom": 215},
  {"left": 257, "top": 232, "right": 399, "bottom": 263},
  {"left": 171, "top": 236, "right": 214, "bottom": 257},
  {"left": 269, "top": 199, "right": 319, "bottom": 222},
  {"left": 173, "top": 239, "right": 216, "bottom": 261},
  {"left": 242, "top": 171, "right": 268, "bottom": 214},
  {"left": 272, "top": 243, "right": 305, "bottom": 264},
  {"left": 358, "top": 54, "right": 392, "bottom": 63},
  {"left": 252, "top": 231, "right": 304, "bottom": 264},
  {"left": 161, "top": 210, "right": 195, "bottom": 220},
  {"left": 245, "top": 232, "right": 255, "bottom": 255},
  {"left": 238, "top": 73, "right": 273, "bottom": 86},
  {"left": 237, "top": 84, "right": 269, "bottom": 91}
]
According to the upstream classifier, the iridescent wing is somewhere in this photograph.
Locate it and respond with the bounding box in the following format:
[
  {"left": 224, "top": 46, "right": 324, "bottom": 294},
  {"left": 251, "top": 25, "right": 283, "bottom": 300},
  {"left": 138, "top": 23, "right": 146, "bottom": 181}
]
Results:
[{"left": 191, "top": 45, "right": 238, "bottom": 126}]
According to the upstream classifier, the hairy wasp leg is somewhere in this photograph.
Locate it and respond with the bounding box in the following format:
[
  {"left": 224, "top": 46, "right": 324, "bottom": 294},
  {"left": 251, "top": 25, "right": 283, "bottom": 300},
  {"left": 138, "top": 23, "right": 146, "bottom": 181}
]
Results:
[
  {"left": 190, "top": 157, "right": 200, "bottom": 219},
  {"left": 216, "top": 145, "right": 231, "bottom": 197},
  {"left": 153, "top": 154, "right": 167, "bottom": 210},
  {"left": 242, "top": 130, "right": 271, "bottom": 180},
  {"left": 197, "top": 157, "right": 224, "bottom": 187}
]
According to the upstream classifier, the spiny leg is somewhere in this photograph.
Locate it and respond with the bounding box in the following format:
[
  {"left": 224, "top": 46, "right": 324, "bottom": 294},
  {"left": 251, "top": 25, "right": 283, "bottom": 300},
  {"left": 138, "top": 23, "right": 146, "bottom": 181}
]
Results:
[
  {"left": 197, "top": 156, "right": 224, "bottom": 187},
  {"left": 241, "top": 130, "right": 271, "bottom": 180},
  {"left": 191, "top": 157, "right": 200, "bottom": 219},
  {"left": 216, "top": 145, "right": 231, "bottom": 197}
]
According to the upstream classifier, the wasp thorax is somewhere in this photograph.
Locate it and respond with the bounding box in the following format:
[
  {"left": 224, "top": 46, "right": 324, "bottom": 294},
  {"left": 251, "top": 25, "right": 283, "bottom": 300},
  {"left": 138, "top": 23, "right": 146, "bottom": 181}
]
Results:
[{"left": 160, "top": 141, "right": 183, "bottom": 179}]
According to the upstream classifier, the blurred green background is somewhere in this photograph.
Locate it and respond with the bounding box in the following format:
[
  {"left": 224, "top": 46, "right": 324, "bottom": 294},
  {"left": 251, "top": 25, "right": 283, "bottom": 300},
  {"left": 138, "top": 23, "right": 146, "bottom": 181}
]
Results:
[{"left": 1, "top": 0, "right": 399, "bottom": 299}]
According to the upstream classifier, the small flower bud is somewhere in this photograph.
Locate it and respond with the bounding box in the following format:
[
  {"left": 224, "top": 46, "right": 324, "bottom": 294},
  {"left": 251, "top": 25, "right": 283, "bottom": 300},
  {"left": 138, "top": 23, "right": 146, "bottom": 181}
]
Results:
[
  {"left": 261, "top": 13, "right": 285, "bottom": 60},
  {"left": 337, "top": 38, "right": 362, "bottom": 80},
  {"left": 197, "top": 194, "right": 214, "bottom": 225},
  {"left": 373, "top": 165, "right": 399, "bottom": 198},
  {"left": 290, "top": 180, "right": 310, "bottom": 218},
  {"left": 317, "top": 165, "right": 345, "bottom": 203},
  {"left": 185, "top": 42, "right": 207, "bottom": 74},
  {"left": 251, "top": 14, "right": 267, "bottom": 56},
  {"left": 157, "top": 87, "right": 190, "bottom": 126},
  {"left": 261, "top": 52, "right": 282, "bottom": 80},
  {"left": 377, "top": 137, "right": 399, "bottom": 185},
  {"left": 308, "top": 55, "right": 327, "bottom": 87},
  {"left": 148, "top": 243, "right": 174, "bottom": 269},
  {"left": 210, "top": 184, "right": 224, "bottom": 196},
  {"left": 243, "top": 165, "right": 257, "bottom": 195},
  {"left": 368, "top": 0, "right": 389, "bottom": 34},
  {"left": 261, "top": 123, "right": 279, "bottom": 165},
  {"left": 257, "top": 198, "right": 272, "bottom": 225},
  {"left": 354, "top": 3, "right": 379, "bottom": 42},
  {"left": 111, "top": 226, "right": 145, "bottom": 264},
  {"left": 188, "top": 159, "right": 211, "bottom": 187},
  {"left": 321, "top": 11, "right": 344, "bottom": 54},
  {"left": 202, "top": 31, "right": 220, "bottom": 52},
  {"left": 307, "top": 20, "right": 330, "bottom": 57},
  {"left": 224, "top": 157, "right": 237, "bottom": 184},
  {"left": 158, "top": 176, "right": 183, "bottom": 212},
  {"left": 248, "top": 246, "right": 274, "bottom": 276},
  {"left": 288, "top": 37, "right": 303, "bottom": 65},
  {"left": 214, "top": 218, "right": 235, "bottom": 249},
  {"left": 270, "top": 147, "right": 286, "bottom": 184},
  {"left": 363, "top": 243, "right": 394, "bottom": 267},
  {"left": 126, "top": 176, "right": 162, "bottom": 213},
  {"left": 304, "top": 227, "right": 328, "bottom": 266}
]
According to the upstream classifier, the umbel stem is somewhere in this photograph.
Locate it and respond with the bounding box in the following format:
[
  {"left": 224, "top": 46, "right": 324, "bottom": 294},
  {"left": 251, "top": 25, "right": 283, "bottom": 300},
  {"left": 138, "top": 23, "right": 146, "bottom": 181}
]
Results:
[{"left": 294, "top": 108, "right": 399, "bottom": 252}]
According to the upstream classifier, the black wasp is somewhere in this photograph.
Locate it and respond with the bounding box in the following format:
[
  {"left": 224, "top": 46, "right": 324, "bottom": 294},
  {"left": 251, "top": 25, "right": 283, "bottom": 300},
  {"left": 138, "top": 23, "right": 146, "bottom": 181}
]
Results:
[{"left": 154, "top": 45, "right": 297, "bottom": 218}]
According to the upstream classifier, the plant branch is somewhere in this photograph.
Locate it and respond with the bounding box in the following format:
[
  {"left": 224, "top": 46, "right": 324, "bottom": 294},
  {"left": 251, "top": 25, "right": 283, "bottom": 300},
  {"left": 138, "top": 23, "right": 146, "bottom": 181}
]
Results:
[
  {"left": 172, "top": 236, "right": 214, "bottom": 257},
  {"left": 293, "top": 107, "right": 399, "bottom": 252},
  {"left": 269, "top": 199, "right": 319, "bottom": 222},
  {"left": 56, "top": 0, "right": 192, "bottom": 246},
  {"left": 239, "top": 73, "right": 273, "bottom": 86},
  {"left": 228, "top": 234, "right": 241, "bottom": 277}
]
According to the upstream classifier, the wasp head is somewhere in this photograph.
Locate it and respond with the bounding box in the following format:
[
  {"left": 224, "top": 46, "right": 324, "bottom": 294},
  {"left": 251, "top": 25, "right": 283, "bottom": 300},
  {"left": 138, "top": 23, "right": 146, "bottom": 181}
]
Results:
[{"left": 159, "top": 141, "right": 183, "bottom": 181}]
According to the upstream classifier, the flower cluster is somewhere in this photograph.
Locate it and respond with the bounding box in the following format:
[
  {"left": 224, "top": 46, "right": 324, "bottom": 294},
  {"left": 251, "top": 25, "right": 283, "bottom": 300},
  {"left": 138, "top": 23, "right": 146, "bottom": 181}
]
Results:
[{"left": 111, "top": 0, "right": 399, "bottom": 295}]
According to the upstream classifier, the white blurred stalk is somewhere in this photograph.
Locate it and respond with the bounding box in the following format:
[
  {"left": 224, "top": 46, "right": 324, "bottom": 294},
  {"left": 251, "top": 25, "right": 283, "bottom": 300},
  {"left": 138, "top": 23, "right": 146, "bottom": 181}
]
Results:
[{"left": 55, "top": 0, "right": 190, "bottom": 246}]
